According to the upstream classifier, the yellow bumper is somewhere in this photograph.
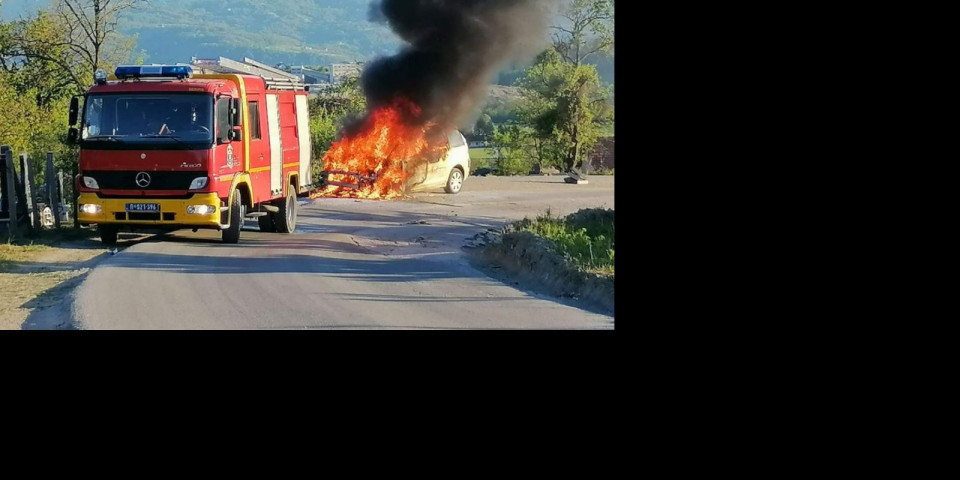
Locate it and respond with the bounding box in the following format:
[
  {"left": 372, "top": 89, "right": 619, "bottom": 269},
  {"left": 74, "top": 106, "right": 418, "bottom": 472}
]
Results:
[{"left": 78, "top": 193, "right": 222, "bottom": 228}]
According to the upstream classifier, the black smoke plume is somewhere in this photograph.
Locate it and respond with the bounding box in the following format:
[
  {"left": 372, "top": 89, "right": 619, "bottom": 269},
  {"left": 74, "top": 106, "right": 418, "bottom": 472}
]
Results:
[{"left": 360, "top": 0, "right": 552, "bottom": 133}]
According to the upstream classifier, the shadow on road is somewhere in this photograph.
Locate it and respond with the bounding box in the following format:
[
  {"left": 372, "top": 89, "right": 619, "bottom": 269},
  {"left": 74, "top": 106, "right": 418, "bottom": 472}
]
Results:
[{"left": 103, "top": 250, "right": 464, "bottom": 283}]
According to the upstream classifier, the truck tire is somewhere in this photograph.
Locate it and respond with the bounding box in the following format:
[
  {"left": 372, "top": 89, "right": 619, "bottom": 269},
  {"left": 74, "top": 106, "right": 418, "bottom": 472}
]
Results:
[
  {"left": 258, "top": 213, "right": 277, "bottom": 232},
  {"left": 222, "top": 190, "right": 242, "bottom": 244},
  {"left": 275, "top": 188, "right": 298, "bottom": 233},
  {"left": 99, "top": 225, "right": 118, "bottom": 245}
]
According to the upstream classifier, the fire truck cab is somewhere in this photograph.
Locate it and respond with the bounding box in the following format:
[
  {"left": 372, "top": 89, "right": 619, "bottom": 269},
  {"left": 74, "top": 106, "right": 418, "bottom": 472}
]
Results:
[{"left": 69, "top": 64, "right": 313, "bottom": 244}]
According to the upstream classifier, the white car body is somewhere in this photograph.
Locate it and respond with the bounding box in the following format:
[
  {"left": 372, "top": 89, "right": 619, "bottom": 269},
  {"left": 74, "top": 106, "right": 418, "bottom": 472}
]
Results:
[{"left": 404, "top": 130, "right": 470, "bottom": 194}]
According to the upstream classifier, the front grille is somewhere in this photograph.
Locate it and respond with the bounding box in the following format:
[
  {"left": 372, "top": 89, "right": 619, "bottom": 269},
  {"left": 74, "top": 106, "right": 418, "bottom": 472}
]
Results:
[
  {"left": 85, "top": 171, "right": 201, "bottom": 190},
  {"left": 99, "top": 193, "right": 194, "bottom": 200}
]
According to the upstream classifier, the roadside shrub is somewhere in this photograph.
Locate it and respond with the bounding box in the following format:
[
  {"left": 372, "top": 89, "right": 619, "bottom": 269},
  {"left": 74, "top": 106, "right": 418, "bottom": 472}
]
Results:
[
  {"left": 495, "top": 153, "right": 534, "bottom": 176},
  {"left": 508, "top": 208, "right": 614, "bottom": 275},
  {"left": 470, "top": 155, "right": 493, "bottom": 174},
  {"left": 566, "top": 208, "right": 615, "bottom": 240}
]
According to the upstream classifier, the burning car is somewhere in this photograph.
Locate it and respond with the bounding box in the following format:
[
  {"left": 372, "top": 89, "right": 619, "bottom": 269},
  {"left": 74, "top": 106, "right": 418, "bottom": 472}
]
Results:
[{"left": 317, "top": 114, "right": 470, "bottom": 200}]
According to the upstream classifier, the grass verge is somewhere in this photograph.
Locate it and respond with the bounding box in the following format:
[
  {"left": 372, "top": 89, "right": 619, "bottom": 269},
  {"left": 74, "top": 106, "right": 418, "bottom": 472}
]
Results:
[
  {"left": 1, "top": 226, "right": 105, "bottom": 329},
  {"left": 471, "top": 207, "right": 615, "bottom": 314}
]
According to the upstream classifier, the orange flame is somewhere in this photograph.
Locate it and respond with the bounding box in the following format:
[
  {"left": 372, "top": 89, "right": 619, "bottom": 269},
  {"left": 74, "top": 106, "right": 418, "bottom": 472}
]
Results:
[{"left": 312, "top": 98, "right": 446, "bottom": 200}]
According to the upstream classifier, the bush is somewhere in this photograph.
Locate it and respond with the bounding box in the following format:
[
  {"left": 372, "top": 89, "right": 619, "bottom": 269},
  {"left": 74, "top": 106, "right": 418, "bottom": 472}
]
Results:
[
  {"left": 469, "top": 156, "right": 493, "bottom": 175},
  {"left": 495, "top": 153, "right": 534, "bottom": 176},
  {"left": 508, "top": 208, "right": 614, "bottom": 275}
]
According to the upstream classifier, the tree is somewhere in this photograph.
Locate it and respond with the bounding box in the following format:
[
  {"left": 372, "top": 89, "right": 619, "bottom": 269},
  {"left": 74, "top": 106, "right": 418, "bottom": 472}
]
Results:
[
  {"left": 551, "top": 0, "right": 615, "bottom": 68},
  {"left": 490, "top": 122, "right": 535, "bottom": 176},
  {"left": 504, "top": 0, "right": 614, "bottom": 176},
  {"left": 472, "top": 113, "right": 494, "bottom": 143},
  {"left": 3, "top": 1, "right": 142, "bottom": 95},
  {"left": 1, "top": 2, "right": 142, "bottom": 189},
  {"left": 517, "top": 48, "right": 612, "bottom": 174},
  {"left": 1, "top": 13, "right": 77, "bottom": 176},
  {"left": 55, "top": 0, "right": 144, "bottom": 85}
]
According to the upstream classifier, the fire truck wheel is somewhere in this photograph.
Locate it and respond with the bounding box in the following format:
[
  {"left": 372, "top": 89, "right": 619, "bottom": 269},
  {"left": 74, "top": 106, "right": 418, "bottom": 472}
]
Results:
[
  {"left": 222, "top": 190, "right": 242, "bottom": 244},
  {"left": 444, "top": 167, "right": 464, "bottom": 194},
  {"left": 258, "top": 212, "right": 277, "bottom": 232},
  {"left": 99, "top": 225, "right": 118, "bottom": 245},
  {"left": 276, "top": 189, "right": 298, "bottom": 234}
]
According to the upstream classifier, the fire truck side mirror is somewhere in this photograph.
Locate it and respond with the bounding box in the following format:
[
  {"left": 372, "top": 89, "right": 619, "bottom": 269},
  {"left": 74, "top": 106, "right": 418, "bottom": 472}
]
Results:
[
  {"left": 68, "top": 97, "right": 80, "bottom": 126},
  {"left": 66, "top": 128, "right": 79, "bottom": 145}
]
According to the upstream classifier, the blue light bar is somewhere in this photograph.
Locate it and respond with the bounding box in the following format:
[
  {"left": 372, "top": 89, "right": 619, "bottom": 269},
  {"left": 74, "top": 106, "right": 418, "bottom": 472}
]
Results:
[{"left": 114, "top": 65, "right": 194, "bottom": 80}]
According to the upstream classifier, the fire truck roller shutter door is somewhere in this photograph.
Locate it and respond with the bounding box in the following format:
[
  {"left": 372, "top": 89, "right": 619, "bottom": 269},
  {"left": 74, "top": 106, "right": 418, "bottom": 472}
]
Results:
[
  {"left": 296, "top": 94, "right": 311, "bottom": 190},
  {"left": 266, "top": 94, "right": 282, "bottom": 195}
]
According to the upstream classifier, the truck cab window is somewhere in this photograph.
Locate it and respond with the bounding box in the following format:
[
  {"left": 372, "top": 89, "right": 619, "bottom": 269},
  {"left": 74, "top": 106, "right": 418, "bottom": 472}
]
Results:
[
  {"left": 217, "top": 98, "right": 232, "bottom": 143},
  {"left": 82, "top": 98, "right": 104, "bottom": 138},
  {"left": 249, "top": 101, "right": 261, "bottom": 140},
  {"left": 80, "top": 93, "right": 213, "bottom": 145}
]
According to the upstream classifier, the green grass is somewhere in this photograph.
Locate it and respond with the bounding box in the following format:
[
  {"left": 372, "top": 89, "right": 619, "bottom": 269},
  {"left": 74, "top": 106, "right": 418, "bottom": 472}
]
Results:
[
  {"left": 469, "top": 147, "right": 499, "bottom": 174},
  {"left": 509, "top": 208, "right": 615, "bottom": 277},
  {"left": 1, "top": 226, "right": 99, "bottom": 271},
  {"left": 469, "top": 147, "right": 497, "bottom": 161}
]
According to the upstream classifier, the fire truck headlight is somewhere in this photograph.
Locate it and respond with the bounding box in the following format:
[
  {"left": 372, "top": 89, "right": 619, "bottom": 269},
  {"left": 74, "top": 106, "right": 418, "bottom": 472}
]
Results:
[
  {"left": 188, "top": 177, "right": 209, "bottom": 190},
  {"left": 80, "top": 204, "right": 102, "bottom": 215},
  {"left": 82, "top": 176, "right": 100, "bottom": 189},
  {"left": 186, "top": 205, "right": 216, "bottom": 215}
]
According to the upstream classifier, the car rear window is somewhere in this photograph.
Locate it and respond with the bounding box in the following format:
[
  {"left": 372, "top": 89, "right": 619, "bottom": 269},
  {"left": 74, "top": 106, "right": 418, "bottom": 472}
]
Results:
[{"left": 447, "top": 131, "right": 465, "bottom": 148}]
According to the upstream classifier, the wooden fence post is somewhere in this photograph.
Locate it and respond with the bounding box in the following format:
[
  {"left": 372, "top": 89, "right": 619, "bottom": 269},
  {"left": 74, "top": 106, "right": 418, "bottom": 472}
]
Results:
[
  {"left": 0, "top": 145, "right": 9, "bottom": 218},
  {"left": 59, "top": 170, "right": 68, "bottom": 225},
  {"left": 47, "top": 152, "right": 61, "bottom": 228},
  {"left": 72, "top": 165, "right": 80, "bottom": 229},
  {"left": 2, "top": 146, "right": 19, "bottom": 238},
  {"left": 21, "top": 153, "right": 40, "bottom": 232}
]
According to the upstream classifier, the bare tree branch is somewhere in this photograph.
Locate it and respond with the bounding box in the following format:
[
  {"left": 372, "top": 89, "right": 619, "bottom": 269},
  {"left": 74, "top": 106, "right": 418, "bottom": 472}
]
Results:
[{"left": 550, "top": 0, "right": 614, "bottom": 67}]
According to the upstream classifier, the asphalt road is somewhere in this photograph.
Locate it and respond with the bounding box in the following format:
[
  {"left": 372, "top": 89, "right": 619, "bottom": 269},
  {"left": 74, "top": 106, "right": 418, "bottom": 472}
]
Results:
[{"left": 70, "top": 175, "right": 615, "bottom": 329}]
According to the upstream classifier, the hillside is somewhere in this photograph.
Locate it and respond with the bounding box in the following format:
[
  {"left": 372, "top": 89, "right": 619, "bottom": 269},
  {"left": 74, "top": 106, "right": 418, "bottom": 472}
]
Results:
[
  {"left": 2, "top": 0, "right": 402, "bottom": 65},
  {"left": 2, "top": 0, "right": 613, "bottom": 84}
]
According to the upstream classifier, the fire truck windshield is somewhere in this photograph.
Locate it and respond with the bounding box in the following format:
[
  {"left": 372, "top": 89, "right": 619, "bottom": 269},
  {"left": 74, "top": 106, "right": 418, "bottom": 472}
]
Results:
[{"left": 81, "top": 93, "right": 213, "bottom": 148}]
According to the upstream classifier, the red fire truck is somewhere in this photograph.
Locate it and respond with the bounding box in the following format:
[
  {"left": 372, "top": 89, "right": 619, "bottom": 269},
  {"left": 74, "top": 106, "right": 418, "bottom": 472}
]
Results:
[{"left": 68, "top": 64, "right": 313, "bottom": 244}]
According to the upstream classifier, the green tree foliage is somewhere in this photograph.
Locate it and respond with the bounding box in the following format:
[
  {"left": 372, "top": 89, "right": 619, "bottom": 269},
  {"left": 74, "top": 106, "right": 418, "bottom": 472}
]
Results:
[
  {"left": 490, "top": 122, "right": 534, "bottom": 176},
  {"left": 482, "top": 97, "right": 522, "bottom": 125},
  {"left": 481, "top": 0, "right": 615, "bottom": 176},
  {"left": 1, "top": 13, "right": 79, "bottom": 181},
  {"left": 471, "top": 113, "right": 494, "bottom": 142},
  {"left": 516, "top": 48, "right": 612, "bottom": 173},
  {"left": 1, "top": 2, "right": 142, "bottom": 187}
]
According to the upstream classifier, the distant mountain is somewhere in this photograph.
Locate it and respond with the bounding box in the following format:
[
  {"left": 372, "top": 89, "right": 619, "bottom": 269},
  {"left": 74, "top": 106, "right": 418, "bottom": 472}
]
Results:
[
  {"left": 3, "top": 0, "right": 402, "bottom": 65},
  {"left": 2, "top": 0, "right": 612, "bottom": 83}
]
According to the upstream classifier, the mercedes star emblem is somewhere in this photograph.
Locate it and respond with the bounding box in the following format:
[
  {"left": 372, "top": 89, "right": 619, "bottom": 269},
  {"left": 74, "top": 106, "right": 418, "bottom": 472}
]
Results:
[{"left": 136, "top": 172, "right": 152, "bottom": 188}]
